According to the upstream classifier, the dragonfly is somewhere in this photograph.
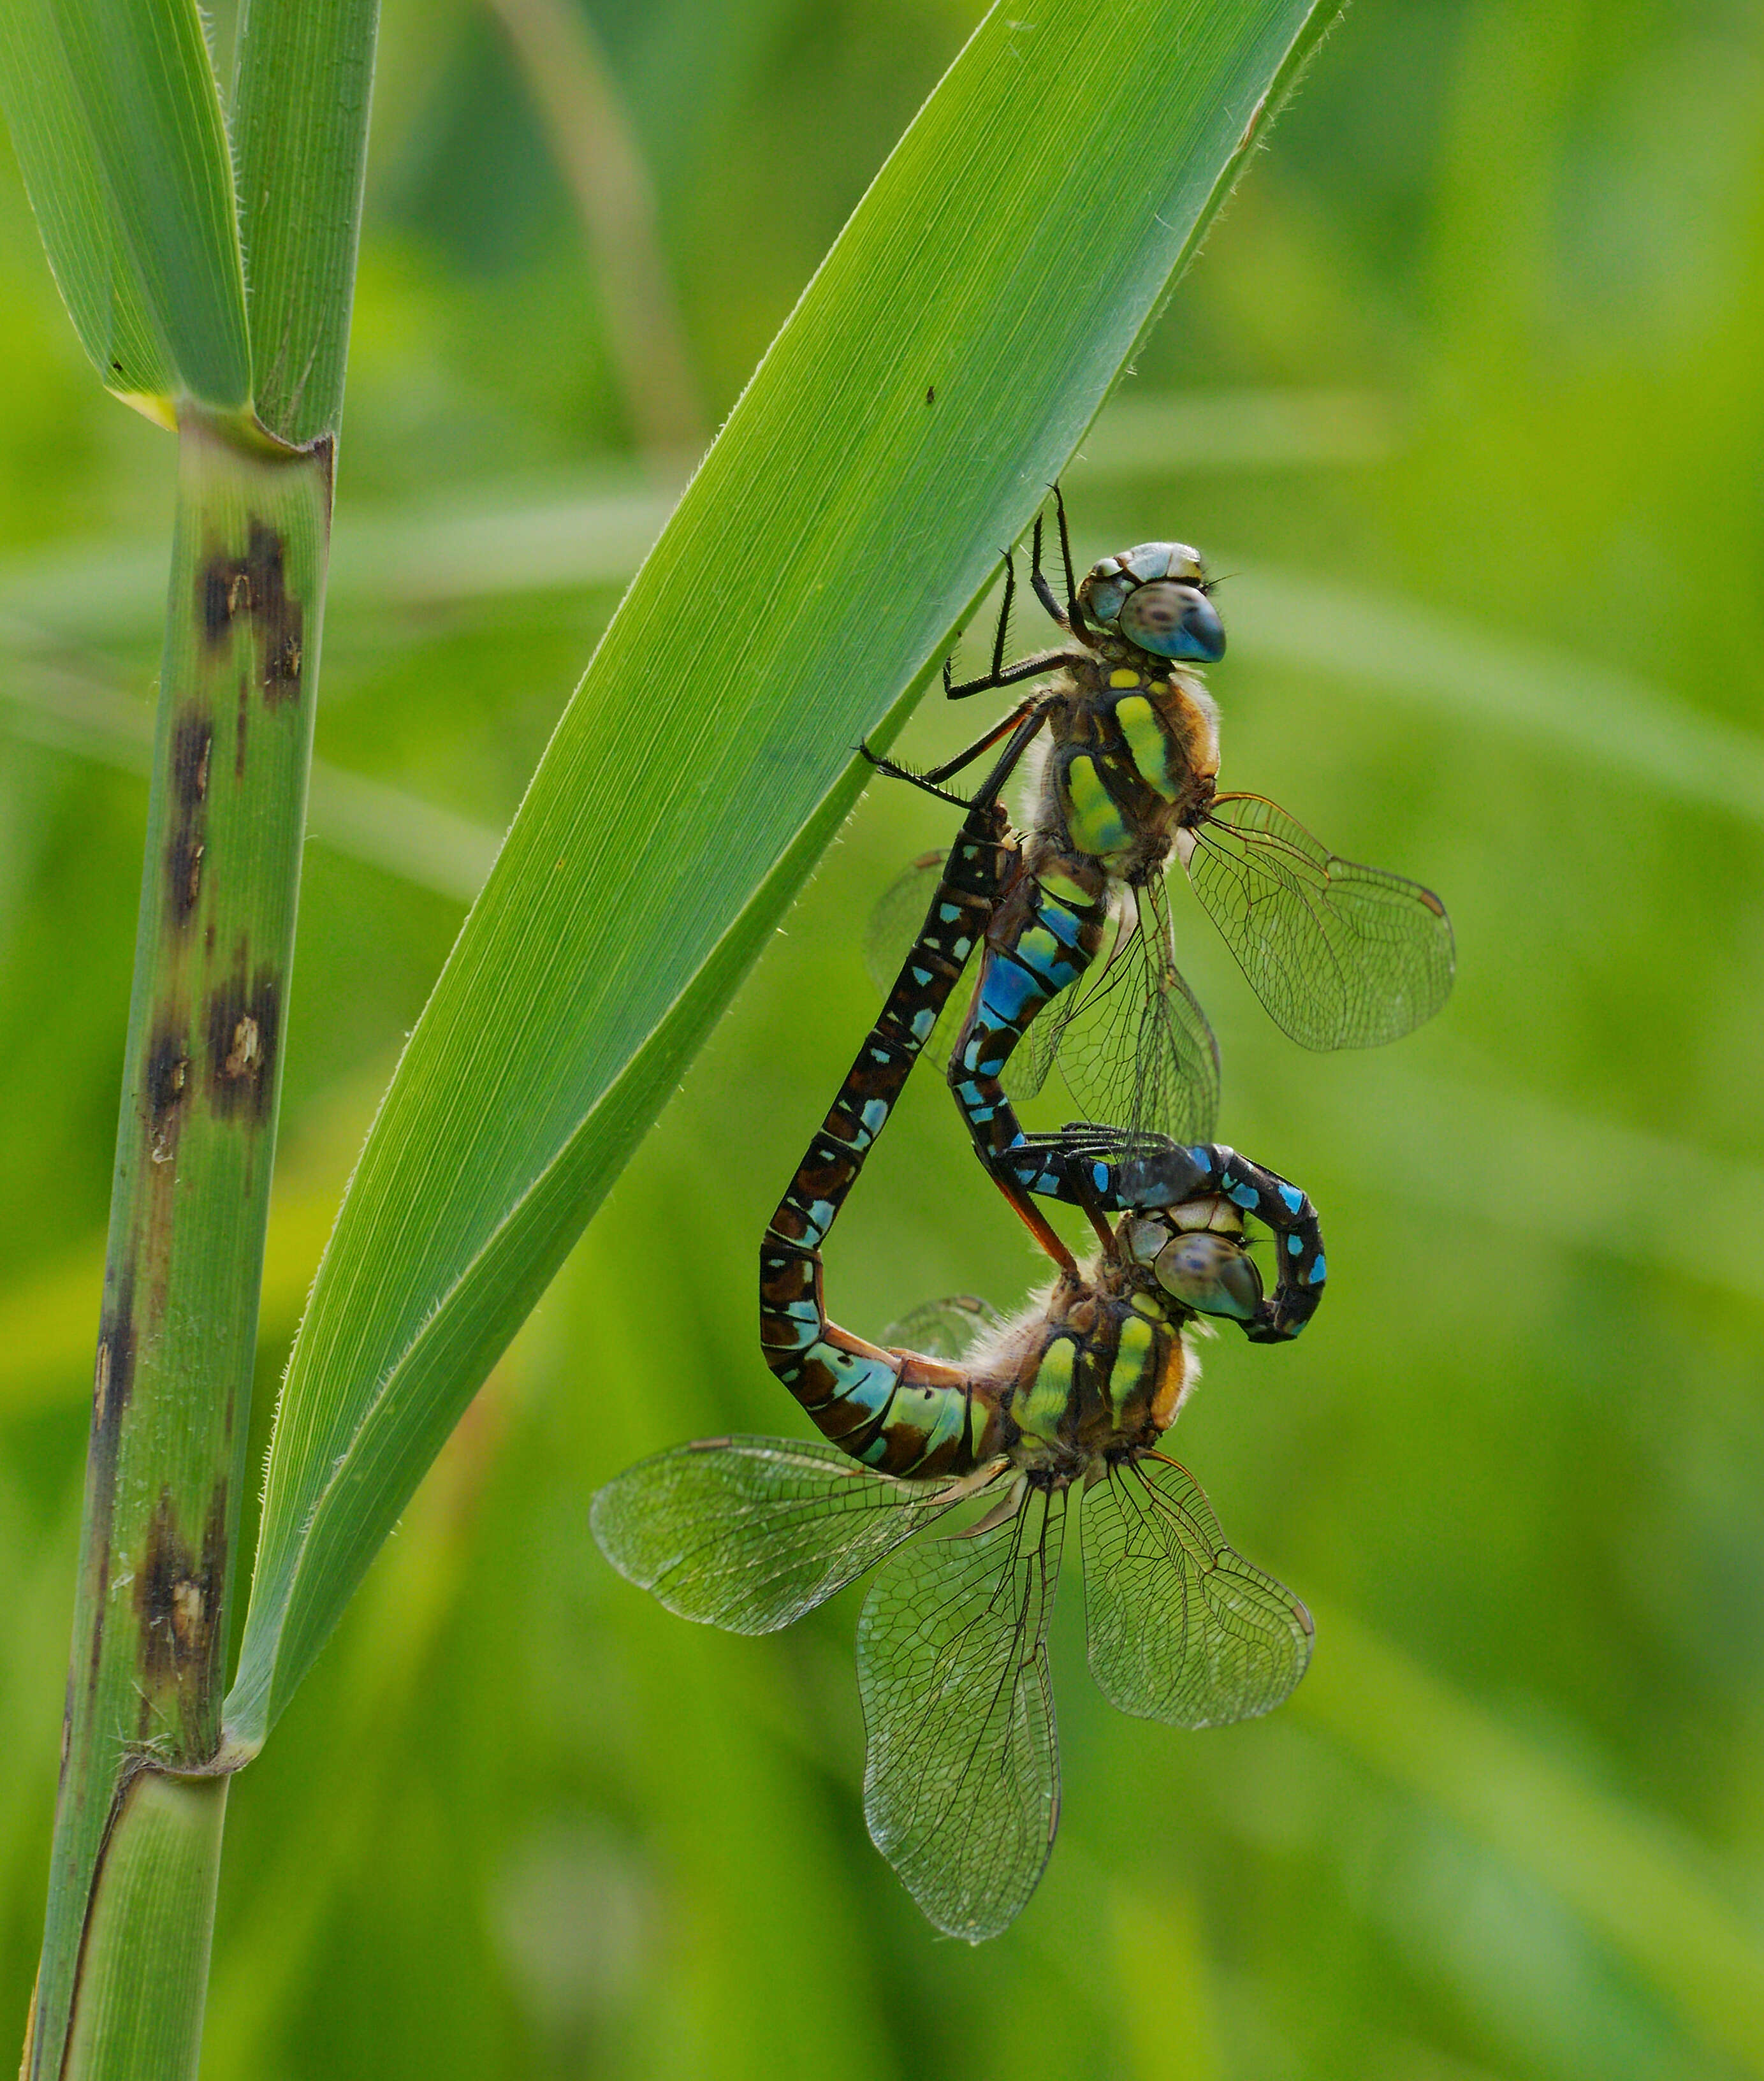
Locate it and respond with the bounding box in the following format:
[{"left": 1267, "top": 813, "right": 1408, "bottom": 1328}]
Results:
[
  {"left": 594, "top": 1193, "right": 1313, "bottom": 1941},
  {"left": 595, "top": 736, "right": 1322, "bottom": 1936},
  {"left": 761, "top": 722, "right": 1329, "bottom": 1482},
  {"left": 864, "top": 493, "right": 1454, "bottom": 1225}
]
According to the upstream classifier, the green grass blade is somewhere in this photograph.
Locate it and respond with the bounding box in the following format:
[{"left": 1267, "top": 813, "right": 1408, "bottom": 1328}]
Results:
[
  {"left": 0, "top": 0, "right": 248, "bottom": 413},
  {"left": 228, "top": 0, "right": 1345, "bottom": 1746},
  {"left": 0, "top": 0, "right": 173, "bottom": 411},
  {"left": 55, "top": 1774, "right": 228, "bottom": 2081},
  {"left": 231, "top": 0, "right": 379, "bottom": 444}
]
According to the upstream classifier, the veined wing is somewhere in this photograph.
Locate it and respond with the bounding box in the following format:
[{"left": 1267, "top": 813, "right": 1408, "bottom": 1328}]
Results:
[
  {"left": 864, "top": 850, "right": 975, "bottom": 1068},
  {"left": 999, "top": 884, "right": 1126, "bottom": 1106},
  {"left": 1016, "top": 877, "right": 1220, "bottom": 1145},
  {"left": 1183, "top": 794, "right": 1454, "bottom": 1051},
  {"left": 857, "top": 1484, "right": 1065, "bottom": 1941},
  {"left": 882, "top": 1294, "right": 1007, "bottom": 1362},
  {"left": 590, "top": 1436, "right": 958, "bottom": 1635},
  {"left": 1082, "top": 1455, "right": 1311, "bottom": 1727}
]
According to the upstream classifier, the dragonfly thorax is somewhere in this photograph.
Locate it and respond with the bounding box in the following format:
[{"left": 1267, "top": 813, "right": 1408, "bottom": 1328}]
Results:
[
  {"left": 1028, "top": 657, "right": 1220, "bottom": 881},
  {"left": 998, "top": 1223, "right": 1231, "bottom": 1480}
]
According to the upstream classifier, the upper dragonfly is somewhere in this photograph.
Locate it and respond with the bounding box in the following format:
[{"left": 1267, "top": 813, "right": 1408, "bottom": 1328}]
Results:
[{"left": 866, "top": 493, "right": 1454, "bottom": 1212}]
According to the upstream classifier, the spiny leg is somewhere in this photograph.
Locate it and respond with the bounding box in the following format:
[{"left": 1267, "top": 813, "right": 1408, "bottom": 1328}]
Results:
[
  {"left": 1041, "top": 483, "right": 1095, "bottom": 643},
  {"left": 860, "top": 695, "right": 1047, "bottom": 806},
  {"left": 944, "top": 534, "right": 1087, "bottom": 703},
  {"left": 1030, "top": 499, "right": 1068, "bottom": 628},
  {"left": 944, "top": 548, "right": 1016, "bottom": 697}
]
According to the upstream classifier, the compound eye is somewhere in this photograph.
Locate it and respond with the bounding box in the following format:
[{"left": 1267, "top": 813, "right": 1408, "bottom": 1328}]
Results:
[
  {"left": 1119, "top": 581, "right": 1225, "bottom": 662},
  {"left": 1154, "top": 1232, "right": 1263, "bottom": 1320},
  {"left": 1081, "top": 569, "right": 1133, "bottom": 631}
]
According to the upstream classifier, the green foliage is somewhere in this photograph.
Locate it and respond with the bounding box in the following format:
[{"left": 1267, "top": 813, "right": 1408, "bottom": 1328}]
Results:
[
  {"left": 58, "top": 1776, "right": 227, "bottom": 2081},
  {"left": 0, "top": 0, "right": 247, "bottom": 413},
  {"left": 0, "top": 0, "right": 377, "bottom": 434},
  {"left": 231, "top": 0, "right": 381, "bottom": 443},
  {"left": 228, "top": 0, "right": 1341, "bottom": 1748}
]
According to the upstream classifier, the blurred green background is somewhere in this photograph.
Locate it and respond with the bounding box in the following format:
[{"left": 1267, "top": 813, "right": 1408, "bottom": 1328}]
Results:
[{"left": 4, "top": 0, "right": 1763, "bottom": 2074}]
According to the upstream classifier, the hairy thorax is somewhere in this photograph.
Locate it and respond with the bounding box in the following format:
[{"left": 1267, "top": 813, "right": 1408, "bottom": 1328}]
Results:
[
  {"left": 959, "top": 1258, "right": 1197, "bottom": 1488},
  {"left": 1031, "top": 655, "right": 1220, "bottom": 885}
]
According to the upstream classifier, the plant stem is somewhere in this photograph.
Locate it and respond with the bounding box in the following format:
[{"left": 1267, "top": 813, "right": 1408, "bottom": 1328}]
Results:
[
  {"left": 26, "top": 409, "right": 331, "bottom": 2081},
  {"left": 482, "top": 0, "right": 704, "bottom": 460}
]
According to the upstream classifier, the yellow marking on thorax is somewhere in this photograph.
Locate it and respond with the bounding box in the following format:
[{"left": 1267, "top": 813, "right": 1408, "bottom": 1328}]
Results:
[
  {"left": 1063, "top": 754, "right": 1130, "bottom": 860},
  {"left": 1114, "top": 694, "right": 1177, "bottom": 801},
  {"left": 1113, "top": 1315, "right": 1157, "bottom": 1407},
  {"left": 1017, "top": 1334, "right": 1075, "bottom": 1440},
  {"left": 1035, "top": 868, "right": 1091, "bottom": 909},
  {"left": 1108, "top": 666, "right": 1142, "bottom": 689}
]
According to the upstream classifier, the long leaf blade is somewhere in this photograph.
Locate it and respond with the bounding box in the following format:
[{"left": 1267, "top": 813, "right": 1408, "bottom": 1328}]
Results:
[
  {"left": 0, "top": 0, "right": 249, "bottom": 411},
  {"left": 0, "top": 0, "right": 172, "bottom": 409},
  {"left": 228, "top": 0, "right": 1345, "bottom": 1747},
  {"left": 231, "top": 0, "right": 379, "bottom": 444}
]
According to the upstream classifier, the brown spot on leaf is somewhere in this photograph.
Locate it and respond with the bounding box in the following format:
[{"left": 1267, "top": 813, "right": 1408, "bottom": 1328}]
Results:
[
  {"left": 164, "top": 825, "right": 203, "bottom": 926},
  {"left": 145, "top": 1027, "right": 190, "bottom": 1161},
  {"left": 94, "top": 1264, "right": 136, "bottom": 1447},
  {"left": 200, "top": 560, "right": 237, "bottom": 645},
  {"left": 246, "top": 522, "right": 302, "bottom": 703},
  {"left": 206, "top": 965, "right": 280, "bottom": 1121},
  {"left": 135, "top": 1484, "right": 226, "bottom": 1700},
  {"left": 171, "top": 713, "right": 210, "bottom": 813},
  {"left": 198, "top": 523, "right": 303, "bottom": 704}
]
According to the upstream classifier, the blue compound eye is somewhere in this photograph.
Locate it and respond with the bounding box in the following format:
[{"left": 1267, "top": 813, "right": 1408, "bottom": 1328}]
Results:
[
  {"left": 1119, "top": 581, "right": 1225, "bottom": 661},
  {"left": 1082, "top": 570, "right": 1133, "bottom": 629}
]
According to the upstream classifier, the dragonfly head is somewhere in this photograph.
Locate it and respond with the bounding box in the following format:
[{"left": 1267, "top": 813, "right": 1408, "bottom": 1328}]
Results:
[
  {"left": 1122, "top": 1203, "right": 1263, "bottom": 1322},
  {"left": 1079, "top": 544, "right": 1225, "bottom": 663}
]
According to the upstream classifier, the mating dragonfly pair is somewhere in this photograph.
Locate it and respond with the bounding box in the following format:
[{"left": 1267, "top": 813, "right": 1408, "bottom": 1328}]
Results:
[{"left": 595, "top": 499, "right": 1454, "bottom": 1939}]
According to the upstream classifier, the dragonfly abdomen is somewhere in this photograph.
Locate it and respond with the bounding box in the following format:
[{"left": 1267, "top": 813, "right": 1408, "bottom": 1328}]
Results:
[
  {"left": 949, "top": 859, "right": 1107, "bottom": 1164},
  {"left": 761, "top": 799, "right": 1019, "bottom": 1479}
]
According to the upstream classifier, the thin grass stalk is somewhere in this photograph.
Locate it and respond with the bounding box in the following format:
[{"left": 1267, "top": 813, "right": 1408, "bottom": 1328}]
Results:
[
  {"left": 24, "top": 411, "right": 332, "bottom": 2081},
  {"left": 482, "top": 0, "right": 704, "bottom": 459}
]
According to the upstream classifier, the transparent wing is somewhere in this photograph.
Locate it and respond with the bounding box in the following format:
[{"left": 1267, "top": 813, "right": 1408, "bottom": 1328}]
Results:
[
  {"left": 864, "top": 849, "right": 975, "bottom": 1067},
  {"left": 1000, "top": 885, "right": 1126, "bottom": 1106},
  {"left": 1185, "top": 794, "right": 1454, "bottom": 1050},
  {"left": 1020, "top": 878, "right": 1220, "bottom": 1145},
  {"left": 1082, "top": 1455, "right": 1312, "bottom": 1727},
  {"left": 864, "top": 851, "right": 946, "bottom": 995},
  {"left": 882, "top": 1295, "right": 1007, "bottom": 1361},
  {"left": 857, "top": 1486, "right": 1065, "bottom": 1941},
  {"left": 590, "top": 1436, "right": 956, "bottom": 1635}
]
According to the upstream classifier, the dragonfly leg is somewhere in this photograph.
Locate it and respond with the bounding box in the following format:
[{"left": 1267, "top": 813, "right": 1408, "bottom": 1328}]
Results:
[
  {"left": 943, "top": 641, "right": 1087, "bottom": 701},
  {"left": 988, "top": 1167, "right": 1079, "bottom": 1275},
  {"left": 861, "top": 694, "right": 1047, "bottom": 798},
  {"left": 943, "top": 546, "right": 1016, "bottom": 697},
  {"left": 1040, "top": 483, "right": 1095, "bottom": 643},
  {"left": 1067, "top": 1163, "right": 1121, "bottom": 1252},
  {"left": 858, "top": 752, "right": 971, "bottom": 810},
  {"left": 1030, "top": 490, "right": 1075, "bottom": 629}
]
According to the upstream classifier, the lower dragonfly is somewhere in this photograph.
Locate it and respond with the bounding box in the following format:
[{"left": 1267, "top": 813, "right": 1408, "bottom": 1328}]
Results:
[
  {"left": 864, "top": 493, "right": 1454, "bottom": 1222},
  {"left": 593, "top": 732, "right": 1320, "bottom": 1938},
  {"left": 592, "top": 1208, "right": 1312, "bottom": 1941}
]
